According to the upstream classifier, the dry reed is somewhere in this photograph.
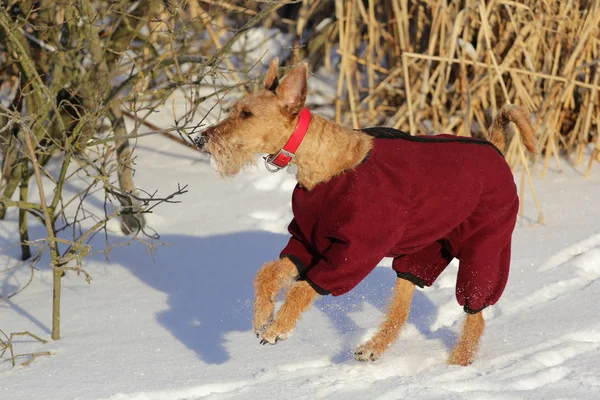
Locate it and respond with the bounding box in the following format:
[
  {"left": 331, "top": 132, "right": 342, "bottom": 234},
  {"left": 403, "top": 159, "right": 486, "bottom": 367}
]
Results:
[{"left": 266, "top": 0, "right": 600, "bottom": 222}]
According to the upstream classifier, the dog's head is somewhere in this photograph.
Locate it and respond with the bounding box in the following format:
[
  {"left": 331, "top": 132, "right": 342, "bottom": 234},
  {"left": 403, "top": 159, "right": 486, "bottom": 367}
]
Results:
[{"left": 195, "top": 58, "right": 308, "bottom": 177}]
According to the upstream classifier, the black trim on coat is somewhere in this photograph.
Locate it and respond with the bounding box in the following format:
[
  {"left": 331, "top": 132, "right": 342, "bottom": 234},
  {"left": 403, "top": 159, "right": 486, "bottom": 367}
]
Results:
[
  {"left": 359, "top": 127, "right": 504, "bottom": 157},
  {"left": 464, "top": 304, "right": 488, "bottom": 314},
  {"left": 282, "top": 254, "right": 307, "bottom": 277},
  {"left": 281, "top": 255, "right": 331, "bottom": 295},
  {"left": 396, "top": 271, "right": 427, "bottom": 288},
  {"left": 304, "top": 277, "right": 330, "bottom": 295}
]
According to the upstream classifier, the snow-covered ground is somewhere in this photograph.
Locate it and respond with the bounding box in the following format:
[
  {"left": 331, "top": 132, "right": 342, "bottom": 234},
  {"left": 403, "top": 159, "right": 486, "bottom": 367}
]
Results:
[{"left": 2, "top": 119, "right": 600, "bottom": 399}]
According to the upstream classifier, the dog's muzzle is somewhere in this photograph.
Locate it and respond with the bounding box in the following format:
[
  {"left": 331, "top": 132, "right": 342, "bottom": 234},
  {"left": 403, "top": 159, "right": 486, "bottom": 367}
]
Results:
[{"left": 193, "top": 134, "right": 209, "bottom": 151}]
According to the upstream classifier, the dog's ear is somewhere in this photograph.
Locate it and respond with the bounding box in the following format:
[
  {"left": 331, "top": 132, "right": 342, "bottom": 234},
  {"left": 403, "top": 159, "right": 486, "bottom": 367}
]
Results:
[
  {"left": 264, "top": 58, "right": 280, "bottom": 92},
  {"left": 276, "top": 63, "right": 308, "bottom": 116}
]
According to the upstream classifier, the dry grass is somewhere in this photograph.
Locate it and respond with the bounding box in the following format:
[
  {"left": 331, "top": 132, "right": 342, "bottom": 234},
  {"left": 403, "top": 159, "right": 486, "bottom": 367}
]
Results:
[{"left": 324, "top": 0, "right": 600, "bottom": 181}]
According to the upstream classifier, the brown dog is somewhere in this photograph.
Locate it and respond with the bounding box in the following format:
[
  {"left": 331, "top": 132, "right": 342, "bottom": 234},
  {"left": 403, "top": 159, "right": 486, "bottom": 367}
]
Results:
[{"left": 196, "top": 58, "right": 536, "bottom": 366}]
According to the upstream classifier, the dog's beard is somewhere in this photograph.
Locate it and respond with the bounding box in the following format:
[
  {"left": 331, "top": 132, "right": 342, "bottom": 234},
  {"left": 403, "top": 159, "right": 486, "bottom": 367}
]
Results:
[{"left": 206, "top": 136, "right": 257, "bottom": 177}]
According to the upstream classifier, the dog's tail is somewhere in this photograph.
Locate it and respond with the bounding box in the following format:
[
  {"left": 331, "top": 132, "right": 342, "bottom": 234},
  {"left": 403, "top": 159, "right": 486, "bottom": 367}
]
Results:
[{"left": 488, "top": 105, "right": 537, "bottom": 155}]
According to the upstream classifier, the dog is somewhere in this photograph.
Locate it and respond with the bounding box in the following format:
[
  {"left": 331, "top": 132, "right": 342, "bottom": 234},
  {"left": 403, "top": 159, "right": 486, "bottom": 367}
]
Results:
[{"left": 195, "top": 58, "right": 537, "bottom": 366}]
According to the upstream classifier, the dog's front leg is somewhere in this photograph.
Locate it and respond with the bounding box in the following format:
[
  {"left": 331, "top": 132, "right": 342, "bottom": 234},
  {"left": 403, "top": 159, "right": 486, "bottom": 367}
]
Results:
[
  {"left": 354, "top": 278, "right": 415, "bottom": 361},
  {"left": 253, "top": 258, "right": 298, "bottom": 336},
  {"left": 448, "top": 312, "right": 485, "bottom": 366},
  {"left": 259, "top": 280, "right": 318, "bottom": 345}
]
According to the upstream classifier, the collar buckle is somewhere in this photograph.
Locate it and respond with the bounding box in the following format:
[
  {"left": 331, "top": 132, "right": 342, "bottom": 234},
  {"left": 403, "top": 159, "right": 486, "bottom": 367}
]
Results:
[{"left": 264, "top": 149, "right": 295, "bottom": 173}]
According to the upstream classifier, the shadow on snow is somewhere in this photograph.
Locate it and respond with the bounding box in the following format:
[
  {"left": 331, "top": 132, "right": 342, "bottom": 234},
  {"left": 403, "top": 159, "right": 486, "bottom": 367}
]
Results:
[{"left": 2, "top": 226, "right": 457, "bottom": 365}]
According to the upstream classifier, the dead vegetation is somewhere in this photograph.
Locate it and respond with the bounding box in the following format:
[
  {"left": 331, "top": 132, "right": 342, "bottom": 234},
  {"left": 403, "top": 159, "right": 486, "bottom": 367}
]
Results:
[
  {"left": 0, "top": 0, "right": 277, "bottom": 354},
  {"left": 320, "top": 0, "right": 600, "bottom": 180}
]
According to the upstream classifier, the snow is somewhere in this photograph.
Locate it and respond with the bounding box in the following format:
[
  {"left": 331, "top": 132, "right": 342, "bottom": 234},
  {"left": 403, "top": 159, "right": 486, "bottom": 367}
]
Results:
[
  {"left": 230, "top": 27, "right": 292, "bottom": 70},
  {"left": 3, "top": 91, "right": 600, "bottom": 399}
]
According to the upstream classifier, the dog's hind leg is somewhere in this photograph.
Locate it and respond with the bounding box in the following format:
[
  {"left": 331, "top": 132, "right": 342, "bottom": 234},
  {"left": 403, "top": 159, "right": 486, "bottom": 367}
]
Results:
[
  {"left": 354, "top": 278, "right": 415, "bottom": 361},
  {"left": 448, "top": 312, "right": 485, "bottom": 366},
  {"left": 253, "top": 258, "right": 298, "bottom": 336},
  {"left": 258, "top": 280, "right": 319, "bottom": 345}
]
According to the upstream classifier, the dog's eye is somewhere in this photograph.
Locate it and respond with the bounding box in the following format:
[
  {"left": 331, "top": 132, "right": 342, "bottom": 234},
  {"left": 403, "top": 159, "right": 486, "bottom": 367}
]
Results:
[{"left": 240, "top": 110, "right": 253, "bottom": 119}]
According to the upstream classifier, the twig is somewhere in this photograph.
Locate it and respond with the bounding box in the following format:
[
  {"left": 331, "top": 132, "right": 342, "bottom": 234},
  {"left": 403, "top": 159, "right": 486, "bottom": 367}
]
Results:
[
  {"left": 121, "top": 110, "right": 202, "bottom": 152},
  {"left": 20, "top": 125, "right": 62, "bottom": 340},
  {"left": 0, "top": 329, "right": 48, "bottom": 367}
]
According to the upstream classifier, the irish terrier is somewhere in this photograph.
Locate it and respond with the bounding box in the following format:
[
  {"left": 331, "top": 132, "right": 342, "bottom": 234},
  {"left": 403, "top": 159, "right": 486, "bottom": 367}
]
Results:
[{"left": 195, "top": 58, "right": 537, "bottom": 366}]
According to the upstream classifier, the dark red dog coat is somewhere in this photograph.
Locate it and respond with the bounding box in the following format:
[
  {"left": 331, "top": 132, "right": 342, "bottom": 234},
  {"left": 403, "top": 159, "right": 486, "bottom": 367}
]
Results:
[{"left": 280, "top": 128, "right": 518, "bottom": 313}]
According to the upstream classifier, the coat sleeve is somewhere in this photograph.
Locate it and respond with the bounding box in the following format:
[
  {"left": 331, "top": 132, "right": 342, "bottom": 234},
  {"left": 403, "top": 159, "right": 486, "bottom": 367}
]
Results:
[
  {"left": 303, "top": 185, "right": 408, "bottom": 296},
  {"left": 280, "top": 218, "right": 319, "bottom": 276}
]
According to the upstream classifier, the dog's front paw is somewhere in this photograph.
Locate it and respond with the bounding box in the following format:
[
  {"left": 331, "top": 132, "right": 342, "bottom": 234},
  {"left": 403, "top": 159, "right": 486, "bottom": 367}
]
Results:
[
  {"left": 354, "top": 343, "right": 382, "bottom": 362},
  {"left": 258, "top": 326, "right": 293, "bottom": 345},
  {"left": 253, "top": 318, "right": 273, "bottom": 338},
  {"left": 253, "top": 300, "right": 275, "bottom": 338}
]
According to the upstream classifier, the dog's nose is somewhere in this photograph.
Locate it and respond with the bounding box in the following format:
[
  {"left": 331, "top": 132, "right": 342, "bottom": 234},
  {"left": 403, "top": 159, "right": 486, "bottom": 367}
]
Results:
[{"left": 193, "top": 133, "right": 209, "bottom": 150}]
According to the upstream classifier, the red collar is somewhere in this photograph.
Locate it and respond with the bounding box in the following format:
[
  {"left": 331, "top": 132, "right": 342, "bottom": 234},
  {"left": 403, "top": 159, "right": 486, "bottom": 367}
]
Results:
[{"left": 264, "top": 107, "right": 311, "bottom": 172}]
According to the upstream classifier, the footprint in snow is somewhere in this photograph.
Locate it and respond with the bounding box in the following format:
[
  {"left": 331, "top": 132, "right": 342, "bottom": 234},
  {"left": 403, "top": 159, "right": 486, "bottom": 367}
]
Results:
[{"left": 504, "top": 237, "right": 600, "bottom": 315}]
